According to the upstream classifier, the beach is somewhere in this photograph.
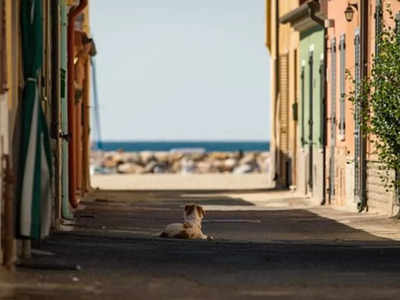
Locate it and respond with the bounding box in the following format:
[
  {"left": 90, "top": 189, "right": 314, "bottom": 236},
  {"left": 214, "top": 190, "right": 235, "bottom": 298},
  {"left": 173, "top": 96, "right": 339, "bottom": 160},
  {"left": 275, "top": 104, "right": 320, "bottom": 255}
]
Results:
[{"left": 91, "top": 173, "right": 272, "bottom": 190}]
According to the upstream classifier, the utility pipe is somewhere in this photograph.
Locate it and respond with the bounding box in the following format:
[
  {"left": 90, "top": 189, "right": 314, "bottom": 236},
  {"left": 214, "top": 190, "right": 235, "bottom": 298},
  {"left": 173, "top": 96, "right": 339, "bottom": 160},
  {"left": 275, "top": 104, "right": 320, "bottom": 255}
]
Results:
[
  {"left": 67, "top": 0, "right": 87, "bottom": 208},
  {"left": 358, "top": 0, "right": 368, "bottom": 212},
  {"left": 82, "top": 60, "right": 90, "bottom": 193}
]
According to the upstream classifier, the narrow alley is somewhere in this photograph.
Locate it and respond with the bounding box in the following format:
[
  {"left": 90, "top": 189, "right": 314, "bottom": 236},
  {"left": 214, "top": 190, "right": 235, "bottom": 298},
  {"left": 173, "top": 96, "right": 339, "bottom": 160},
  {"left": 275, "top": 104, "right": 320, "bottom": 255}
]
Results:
[{"left": 2, "top": 189, "right": 400, "bottom": 299}]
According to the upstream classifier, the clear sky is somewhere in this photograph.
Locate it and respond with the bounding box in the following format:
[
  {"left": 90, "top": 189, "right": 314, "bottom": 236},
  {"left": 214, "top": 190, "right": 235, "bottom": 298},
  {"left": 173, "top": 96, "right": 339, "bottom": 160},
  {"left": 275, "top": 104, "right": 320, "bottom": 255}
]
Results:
[{"left": 90, "top": 0, "right": 270, "bottom": 141}]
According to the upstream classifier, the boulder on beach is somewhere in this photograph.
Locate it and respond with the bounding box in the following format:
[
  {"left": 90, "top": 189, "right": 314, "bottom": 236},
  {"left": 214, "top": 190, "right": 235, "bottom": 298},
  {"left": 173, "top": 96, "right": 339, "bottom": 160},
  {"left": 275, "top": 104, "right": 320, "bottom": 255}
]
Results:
[
  {"left": 102, "top": 155, "right": 118, "bottom": 168},
  {"left": 140, "top": 151, "right": 155, "bottom": 164},
  {"left": 144, "top": 161, "right": 158, "bottom": 173},
  {"left": 197, "top": 161, "right": 212, "bottom": 174},
  {"left": 154, "top": 152, "right": 170, "bottom": 164},
  {"left": 209, "top": 152, "right": 230, "bottom": 161},
  {"left": 181, "top": 158, "right": 195, "bottom": 174},
  {"left": 239, "top": 152, "right": 257, "bottom": 165},
  {"left": 125, "top": 152, "right": 141, "bottom": 164},
  {"left": 257, "top": 155, "right": 270, "bottom": 173},
  {"left": 223, "top": 158, "right": 238, "bottom": 172},
  {"left": 211, "top": 160, "right": 225, "bottom": 172},
  {"left": 170, "top": 161, "right": 182, "bottom": 173},
  {"left": 190, "top": 152, "right": 206, "bottom": 162},
  {"left": 169, "top": 152, "right": 184, "bottom": 164},
  {"left": 233, "top": 163, "right": 255, "bottom": 174},
  {"left": 92, "top": 149, "right": 270, "bottom": 175},
  {"left": 117, "top": 162, "right": 145, "bottom": 174}
]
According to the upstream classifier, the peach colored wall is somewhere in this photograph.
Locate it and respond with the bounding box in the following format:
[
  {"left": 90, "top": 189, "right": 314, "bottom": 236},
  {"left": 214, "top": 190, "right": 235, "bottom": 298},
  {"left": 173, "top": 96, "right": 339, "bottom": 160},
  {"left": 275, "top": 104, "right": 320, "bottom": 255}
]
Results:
[
  {"left": 326, "top": 0, "right": 400, "bottom": 211},
  {"left": 365, "top": 0, "right": 400, "bottom": 215},
  {"left": 326, "top": 0, "right": 360, "bottom": 207}
]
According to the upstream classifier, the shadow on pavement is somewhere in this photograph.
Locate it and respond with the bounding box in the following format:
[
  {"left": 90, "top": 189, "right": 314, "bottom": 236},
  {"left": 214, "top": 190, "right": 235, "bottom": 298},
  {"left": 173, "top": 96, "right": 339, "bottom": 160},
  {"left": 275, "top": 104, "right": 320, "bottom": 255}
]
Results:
[{"left": 6, "top": 189, "right": 400, "bottom": 300}]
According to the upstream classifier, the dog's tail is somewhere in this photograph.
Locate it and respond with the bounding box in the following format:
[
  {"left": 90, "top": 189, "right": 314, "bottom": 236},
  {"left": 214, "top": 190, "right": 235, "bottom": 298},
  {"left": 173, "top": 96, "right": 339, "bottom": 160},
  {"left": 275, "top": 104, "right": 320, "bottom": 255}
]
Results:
[{"left": 159, "top": 231, "right": 168, "bottom": 238}]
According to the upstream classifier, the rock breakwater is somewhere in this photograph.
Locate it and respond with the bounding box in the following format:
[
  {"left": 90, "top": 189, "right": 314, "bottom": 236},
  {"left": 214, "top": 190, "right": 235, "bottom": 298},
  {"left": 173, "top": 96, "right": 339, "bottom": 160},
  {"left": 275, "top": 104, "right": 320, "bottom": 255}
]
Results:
[{"left": 91, "top": 151, "right": 270, "bottom": 175}]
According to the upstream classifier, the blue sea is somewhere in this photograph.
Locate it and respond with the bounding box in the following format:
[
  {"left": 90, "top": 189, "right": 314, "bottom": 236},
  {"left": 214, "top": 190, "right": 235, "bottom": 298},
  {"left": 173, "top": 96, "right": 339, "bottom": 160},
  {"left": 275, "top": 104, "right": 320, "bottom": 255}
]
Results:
[{"left": 93, "top": 141, "right": 270, "bottom": 152}]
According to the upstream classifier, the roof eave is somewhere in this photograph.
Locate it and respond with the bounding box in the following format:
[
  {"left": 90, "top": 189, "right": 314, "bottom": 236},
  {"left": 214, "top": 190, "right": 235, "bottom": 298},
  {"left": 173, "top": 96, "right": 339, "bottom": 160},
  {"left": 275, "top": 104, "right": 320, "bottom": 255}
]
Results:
[{"left": 280, "top": 2, "right": 324, "bottom": 32}]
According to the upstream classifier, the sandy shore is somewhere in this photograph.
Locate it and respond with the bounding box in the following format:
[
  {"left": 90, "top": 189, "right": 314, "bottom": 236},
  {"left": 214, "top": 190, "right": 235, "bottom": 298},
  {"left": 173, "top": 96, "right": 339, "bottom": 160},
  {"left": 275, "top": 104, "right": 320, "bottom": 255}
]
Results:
[{"left": 91, "top": 173, "right": 272, "bottom": 190}]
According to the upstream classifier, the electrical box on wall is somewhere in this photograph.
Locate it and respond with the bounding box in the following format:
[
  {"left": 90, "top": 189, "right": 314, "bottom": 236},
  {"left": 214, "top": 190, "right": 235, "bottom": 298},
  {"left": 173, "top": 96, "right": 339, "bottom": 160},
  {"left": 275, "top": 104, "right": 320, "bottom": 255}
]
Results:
[{"left": 292, "top": 102, "right": 298, "bottom": 121}]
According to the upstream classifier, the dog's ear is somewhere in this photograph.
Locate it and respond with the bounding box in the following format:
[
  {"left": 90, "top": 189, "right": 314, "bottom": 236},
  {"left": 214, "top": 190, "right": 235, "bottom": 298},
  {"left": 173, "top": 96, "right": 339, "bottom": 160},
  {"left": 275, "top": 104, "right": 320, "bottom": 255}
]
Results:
[
  {"left": 184, "top": 204, "right": 195, "bottom": 216},
  {"left": 196, "top": 206, "right": 205, "bottom": 218}
]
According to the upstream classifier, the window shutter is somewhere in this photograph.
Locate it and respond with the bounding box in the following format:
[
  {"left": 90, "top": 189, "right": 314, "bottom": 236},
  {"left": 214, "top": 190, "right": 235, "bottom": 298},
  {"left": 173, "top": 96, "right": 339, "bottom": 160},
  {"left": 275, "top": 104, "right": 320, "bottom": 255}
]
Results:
[
  {"left": 308, "top": 51, "right": 314, "bottom": 188},
  {"left": 375, "top": 0, "right": 383, "bottom": 54},
  {"left": 396, "top": 12, "right": 400, "bottom": 38},
  {"left": 339, "top": 34, "right": 346, "bottom": 139},
  {"left": 330, "top": 38, "right": 337, "bottom": 146},
  {"left": 279, "top": 54, "right": 289, "bottom": 156},
  {"left": 309, "top": 52, "right": 314, "bottom": 147},
  {"left": 329, "top": 38, "right": 337, "bottom": 197},
  {"left": 396, "top": 13, "right": 400, "bottom": 31},
  {"left": 301, "top": 66, "right": 305, "bottom": 146},
  {"left": 354, "top": 29, "right": 361, "bottom": 198},
  {"left": 319, "top": 58, "right": 325, "bottom": 147}
]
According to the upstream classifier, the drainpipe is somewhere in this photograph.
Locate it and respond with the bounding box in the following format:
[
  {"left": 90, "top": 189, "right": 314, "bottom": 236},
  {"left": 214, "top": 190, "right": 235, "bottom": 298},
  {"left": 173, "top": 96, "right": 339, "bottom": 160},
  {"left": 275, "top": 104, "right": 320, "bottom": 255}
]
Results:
[
  {"left": 82, "top": 59, "right": 90, "bottom": 193},
  {"left": 308, "top": 1, "right": 327, "bottom": 205},
  {"left": 2, "top": 155, "right": 15, "bottom": 269},
  {"left": 67, "top": 0, "right": 87, "bottom": 208},
  {"left": 358, "top": 0, "right": 368, "bottom": 212}
]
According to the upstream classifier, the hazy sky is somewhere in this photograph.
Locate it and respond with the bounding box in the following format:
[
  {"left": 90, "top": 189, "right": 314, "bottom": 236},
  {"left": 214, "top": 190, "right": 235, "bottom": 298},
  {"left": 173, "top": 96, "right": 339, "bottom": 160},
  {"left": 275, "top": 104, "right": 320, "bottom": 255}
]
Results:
[{"left": 90, "top": 0, "right": 270, "bottom": 141}]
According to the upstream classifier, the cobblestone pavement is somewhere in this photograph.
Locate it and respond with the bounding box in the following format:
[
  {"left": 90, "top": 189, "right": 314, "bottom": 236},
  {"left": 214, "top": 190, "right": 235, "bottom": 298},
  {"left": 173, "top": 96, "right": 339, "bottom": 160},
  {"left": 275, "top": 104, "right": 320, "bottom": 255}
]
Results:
[{"left": 2, "top": 189, "right": 400, "bottom": 299}]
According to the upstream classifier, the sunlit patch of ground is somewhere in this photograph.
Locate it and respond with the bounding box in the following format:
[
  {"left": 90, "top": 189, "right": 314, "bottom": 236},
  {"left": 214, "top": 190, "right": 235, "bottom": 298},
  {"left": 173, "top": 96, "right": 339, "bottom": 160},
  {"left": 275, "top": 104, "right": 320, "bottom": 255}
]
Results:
[{"left": 91, "top": 173, "right": 272, "bottom": 190}]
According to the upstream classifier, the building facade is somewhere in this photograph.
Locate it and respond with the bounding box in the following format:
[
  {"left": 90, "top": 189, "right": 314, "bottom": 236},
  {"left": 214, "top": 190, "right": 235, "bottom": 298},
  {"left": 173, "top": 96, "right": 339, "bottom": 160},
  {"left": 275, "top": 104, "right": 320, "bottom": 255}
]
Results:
[
  {"left": 0, "top": 0, "right": 94, "bottom": 270},
  {"left": 268, "top": 0, "right": 400, "bottom": 214},
  {"left": 280, "top": 1, "right": 327, "bottom": 204},
  {"left": 266, "top": 0, "right": 300, "bottom": 189},
  {"left": 364, "top": 0, "right": 400, "bottom": 214}
]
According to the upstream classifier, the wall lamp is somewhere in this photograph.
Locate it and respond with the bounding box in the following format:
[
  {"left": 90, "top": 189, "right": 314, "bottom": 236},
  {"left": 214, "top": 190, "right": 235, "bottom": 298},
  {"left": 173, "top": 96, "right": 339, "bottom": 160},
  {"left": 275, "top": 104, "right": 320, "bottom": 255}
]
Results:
[{"left": 344, "top": 2, "right": 358, "bottom": 22}]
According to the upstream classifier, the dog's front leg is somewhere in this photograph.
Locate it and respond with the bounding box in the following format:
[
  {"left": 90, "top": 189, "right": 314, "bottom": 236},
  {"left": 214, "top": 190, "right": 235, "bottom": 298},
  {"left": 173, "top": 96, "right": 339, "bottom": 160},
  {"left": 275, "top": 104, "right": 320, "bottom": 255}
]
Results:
[{"left": 199, "top": 232, "right": 213, "bottom": 240}]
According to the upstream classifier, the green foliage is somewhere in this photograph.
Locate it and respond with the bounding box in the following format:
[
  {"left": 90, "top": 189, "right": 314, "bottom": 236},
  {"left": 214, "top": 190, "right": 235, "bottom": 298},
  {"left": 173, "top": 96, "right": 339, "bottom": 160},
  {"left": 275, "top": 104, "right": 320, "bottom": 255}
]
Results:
[{"left": 348, "top": 7, "right": 400, "bottom": 189}]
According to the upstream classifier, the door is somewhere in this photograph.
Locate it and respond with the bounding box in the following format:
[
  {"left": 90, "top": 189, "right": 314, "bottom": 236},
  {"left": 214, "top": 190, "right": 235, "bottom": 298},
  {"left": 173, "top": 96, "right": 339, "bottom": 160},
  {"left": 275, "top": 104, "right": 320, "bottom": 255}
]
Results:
[{"left": 60, "top": 0, "right": 73, "bottom": 219}]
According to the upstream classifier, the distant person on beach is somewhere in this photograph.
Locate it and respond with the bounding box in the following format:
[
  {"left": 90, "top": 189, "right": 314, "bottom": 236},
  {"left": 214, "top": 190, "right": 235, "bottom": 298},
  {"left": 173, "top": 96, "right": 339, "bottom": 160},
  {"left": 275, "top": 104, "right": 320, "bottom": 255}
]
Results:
[{"left": 238, "top": 149, "right": 244, "bottom": 159}]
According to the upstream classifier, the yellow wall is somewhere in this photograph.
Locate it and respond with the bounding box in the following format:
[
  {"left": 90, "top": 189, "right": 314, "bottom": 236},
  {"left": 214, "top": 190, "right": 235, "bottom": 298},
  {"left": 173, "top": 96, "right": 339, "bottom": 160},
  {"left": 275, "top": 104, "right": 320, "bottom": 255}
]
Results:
[{"left": 267, "top": 0, "right": 299, "bottom": 187}]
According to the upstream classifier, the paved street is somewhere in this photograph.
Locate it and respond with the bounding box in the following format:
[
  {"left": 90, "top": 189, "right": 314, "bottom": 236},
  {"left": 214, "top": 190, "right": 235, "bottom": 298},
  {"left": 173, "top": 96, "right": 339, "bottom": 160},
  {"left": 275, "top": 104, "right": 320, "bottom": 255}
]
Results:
[{"left": 2, "top": 189, "right": 400, "bottom": 299}]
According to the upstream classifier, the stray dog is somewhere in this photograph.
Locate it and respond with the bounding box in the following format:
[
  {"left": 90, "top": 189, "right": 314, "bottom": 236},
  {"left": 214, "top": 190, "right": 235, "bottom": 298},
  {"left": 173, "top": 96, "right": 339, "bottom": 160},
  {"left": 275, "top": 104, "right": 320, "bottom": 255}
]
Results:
[{"left": 160, "top": 204, "right": 212, "bottom": 240}]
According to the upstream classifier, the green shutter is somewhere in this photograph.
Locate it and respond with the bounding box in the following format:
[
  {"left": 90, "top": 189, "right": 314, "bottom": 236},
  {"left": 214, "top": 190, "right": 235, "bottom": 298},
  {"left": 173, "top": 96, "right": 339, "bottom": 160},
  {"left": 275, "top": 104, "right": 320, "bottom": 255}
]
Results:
[
  {"left": 319, "top": 58, "right": 325, "bottom": 147},
  {"left": 396, "top": 12, "right": 400, "bottom": 37},
  {"left": 308, "top": 51, "right": 314, "bottom": 188},
  {"left": 301, "top": 66, "right": 305, "bottom": 147},
  {"left": 375, "top": 0, "right": 383, "bottom": 54}
]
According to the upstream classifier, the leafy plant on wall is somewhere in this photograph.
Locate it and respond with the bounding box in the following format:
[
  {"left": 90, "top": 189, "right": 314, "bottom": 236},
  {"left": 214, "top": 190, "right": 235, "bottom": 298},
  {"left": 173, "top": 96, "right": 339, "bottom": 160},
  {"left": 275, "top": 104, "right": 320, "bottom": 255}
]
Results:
[{"left": 348, "top": 6, "right": 400, "bottom": 208}]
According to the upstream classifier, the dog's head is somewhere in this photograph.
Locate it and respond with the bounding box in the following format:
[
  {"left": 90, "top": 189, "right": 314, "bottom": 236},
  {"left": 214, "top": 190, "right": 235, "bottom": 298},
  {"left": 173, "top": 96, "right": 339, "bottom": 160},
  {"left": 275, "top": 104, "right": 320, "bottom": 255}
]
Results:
[{"left": 184, "top": 204, "right": 205, "bottom": 221}]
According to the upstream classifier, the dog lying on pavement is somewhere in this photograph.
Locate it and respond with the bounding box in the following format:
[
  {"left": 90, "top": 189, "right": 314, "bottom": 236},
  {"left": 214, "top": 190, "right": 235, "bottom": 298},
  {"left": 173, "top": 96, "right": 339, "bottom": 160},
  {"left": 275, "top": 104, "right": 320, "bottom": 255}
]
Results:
[{"left": 160, "top": 204, "right": 213, "bottom": 240}]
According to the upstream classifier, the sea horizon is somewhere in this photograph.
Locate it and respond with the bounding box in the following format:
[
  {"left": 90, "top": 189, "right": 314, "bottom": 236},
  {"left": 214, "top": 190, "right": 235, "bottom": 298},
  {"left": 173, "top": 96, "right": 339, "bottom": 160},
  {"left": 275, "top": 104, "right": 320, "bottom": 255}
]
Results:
[{"left": 92, "top": 140, "right": 270, "bottom": 153}]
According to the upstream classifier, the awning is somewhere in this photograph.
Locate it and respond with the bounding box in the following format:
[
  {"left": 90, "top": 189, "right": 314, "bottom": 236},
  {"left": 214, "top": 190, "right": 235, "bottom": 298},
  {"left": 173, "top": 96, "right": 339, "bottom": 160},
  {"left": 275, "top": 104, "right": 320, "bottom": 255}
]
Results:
[{"left": 19, "top": 0, "right": 53, "bottom": 239}]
